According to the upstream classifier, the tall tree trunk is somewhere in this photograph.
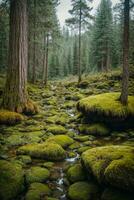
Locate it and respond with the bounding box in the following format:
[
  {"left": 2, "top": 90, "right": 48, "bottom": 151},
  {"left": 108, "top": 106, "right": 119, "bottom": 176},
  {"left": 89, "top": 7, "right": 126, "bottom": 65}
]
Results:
[
  {"left": 32, "top": 0, "right": 36, "bottom": 84},
  {"left": 42, "top": 34, "right": 46, "bottom": 83},
  {"left": 44, "top": 34, "right": 49, "bottom": 86},
  {"left": 2, "top": 0, "right": 28, "bottom": 112},
  {"left": 120, "top": 0, "right": 130, "bottom": 105},
  {"left": 78, "top": 1, "right": 82, "bottom": 83}
]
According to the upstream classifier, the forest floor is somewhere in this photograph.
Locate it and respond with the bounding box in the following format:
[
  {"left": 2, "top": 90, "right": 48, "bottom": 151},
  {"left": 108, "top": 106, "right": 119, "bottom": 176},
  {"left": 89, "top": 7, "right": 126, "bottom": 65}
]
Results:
[{"left": 0, "top": 69, "right": 134, "bottom": 200}]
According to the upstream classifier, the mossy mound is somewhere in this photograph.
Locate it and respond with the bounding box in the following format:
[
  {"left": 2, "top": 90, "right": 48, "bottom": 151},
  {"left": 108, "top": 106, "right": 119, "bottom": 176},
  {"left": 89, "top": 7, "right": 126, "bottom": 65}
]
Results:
[
  {"left": 74, "top": 135, "right": 89, "bottom": 142},
  {"left": 46, "top": 135, "right": 74, "bottom": 148},
  {"left": 79, "top": 124, "right": 109, "bottom": 136},
  {"left": 101, "top": 188, "right": 134, "bottom": 200},
  {"left": 25, "top": 182, "right": 51, "bottom": 200},
  {"left": 23, "top": 100, "right": 39, "bottom": 116},
  {"left": 17, "top": 155, "right": 32, "bottom": 164},
  {"left": 0, "top": 160, "right": 24, "bottom": 200},
  {"left": 46, "top": 125, "right": 67, "bottom": 134},
  {"left": 26, "top": 166, "right": 50, "bottom": 184},
  {"left": 77, "top": 93, "right": 134, "bottom": 126},
  {"left": 0, "top": 110, "right": 23, "bottom": 125},
  {"left": 68, "top": 181, "right": 99, "bottom": 200},
  {"left": 67, "top": 164, "right": 86, "bottom": 183},
  {"left": 17, "top": 141, "right": 66, "bottom": 161},
  {"left": 82, "top": 145, "right": 134, "bottom": 191}
]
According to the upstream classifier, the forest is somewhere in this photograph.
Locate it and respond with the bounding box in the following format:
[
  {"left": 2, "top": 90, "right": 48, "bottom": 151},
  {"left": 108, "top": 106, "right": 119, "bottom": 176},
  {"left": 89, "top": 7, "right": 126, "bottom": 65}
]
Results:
[{"left": 0, "top": 0, "right": 134, "bottom": 200}]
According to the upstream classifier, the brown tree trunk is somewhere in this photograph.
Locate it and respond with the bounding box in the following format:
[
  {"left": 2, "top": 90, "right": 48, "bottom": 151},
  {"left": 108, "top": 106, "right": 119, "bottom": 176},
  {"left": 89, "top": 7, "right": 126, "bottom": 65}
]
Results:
[
  {"left": 44, "top": 35, "right": 49, "bottom": 85},
  {"left": 120, "top": 0, "right": 130, "bottom": 105},
  {"left": 42, "top": 34, "right": 46, "bottom": 83},
  {"left": 78, "top": 1, "right": 82, "bottom": 83},
  {"left": 32, "top": 0, "right": 36, "bottom": 84},
  {"left": 2, "top": 0, "right": 28, "bottom": 112}
]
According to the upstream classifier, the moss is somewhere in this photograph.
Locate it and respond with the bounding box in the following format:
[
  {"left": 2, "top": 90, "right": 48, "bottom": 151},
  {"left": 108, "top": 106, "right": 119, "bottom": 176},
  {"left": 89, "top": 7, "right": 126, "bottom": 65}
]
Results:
[
  {"left": 79, "top": 124, "right": 109, "bottom": 136},
  {"left": 26, "top": 166, "right": 50, "bottom": 184},
  {"left": 67, "top": 164, "right": 86, "bottom": 183},
  {"left": 43, "top": 162, "right": 54, "bottom": 169},
  {"left": 46, "top": 113, "right": 70, "bottom": 125},
  {"left": 74, "top": 135, "right": 89, "bottom": 142},
  {"left": 17, "top": 141, "right": 66, "bottom": 161},
  {"left": 24, "top": 100, "right": 39, "bottom": 115},
  {"left": 25, "top": 182, "right": 51, "bottom": 200},
  {"left": 46, "top": 198, "right": 58, "bottom": 200},
  {"left": 46, "top": 135, "right": 74, "bottom": 148},
  {"left": 17, "top": 155, "right": 32, "bottom": 164},
  {"left": 82, "top": 145, "right": 134, "bottom": 191},
  {"left": 77, "top": 146, "right": 91, "bottom": 154},
  {"left": 69, "top": 142, "right": 81, "bottom": 150},
  {"left": 68, "top": 181, "right": 99, "bottom": 200},
  {"left": 101, "top": 188, "right": 134, "bottom": 200},
  {"left": 0, "top": 110, "right": 23, "bottom": 125},
  {"left": 6, "top": 133, "right": 26, "bottom": 147},
  {"left": 77, "top": 93, "right": 134, "bottom": 122},
  {"left": 0, "top": 160, "right": 24, "bottom": 200},
  {"left": 46, "top": 125, "right": 67, "bottom": 135}
]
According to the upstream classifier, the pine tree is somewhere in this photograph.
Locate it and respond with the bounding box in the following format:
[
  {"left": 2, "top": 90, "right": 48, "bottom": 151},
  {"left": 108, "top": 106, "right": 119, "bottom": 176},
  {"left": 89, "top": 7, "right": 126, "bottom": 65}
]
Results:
[
  {"left": 120, "top": 0, "right": 130, "bottom": 105},
  {"left": 66, "top": 0, "right": 92, "bottom": 82},
  {"left": 91, "top": 0, "right": 113, "bottom": 72}
]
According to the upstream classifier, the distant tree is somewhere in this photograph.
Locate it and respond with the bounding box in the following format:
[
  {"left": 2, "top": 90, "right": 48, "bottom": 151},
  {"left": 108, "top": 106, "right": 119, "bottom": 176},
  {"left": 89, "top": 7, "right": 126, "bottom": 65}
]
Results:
[
  {"left": 2, "top": 0, "right": 28, "bottom": 112},
  {"left": 120, "top": 0, "right": 130, "bottom": 105},
  {"left": 66, "top": 0, "right": 92, "bottom": 82},
  {"left": 91, "top": 0, "right": 113, "bottom": 72}
]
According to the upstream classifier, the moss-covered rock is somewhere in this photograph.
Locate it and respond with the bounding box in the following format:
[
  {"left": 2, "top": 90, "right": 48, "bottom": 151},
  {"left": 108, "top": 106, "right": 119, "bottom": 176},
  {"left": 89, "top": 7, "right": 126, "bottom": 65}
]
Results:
[
  {"left": 17, "top": 155, "right": 32, "bottom": 164},
  {"left": 67, "top": 164, "right": 86, "bottom": 183},
  {"left": 6, "top": 133, "right": 26, "bottom": 147},
  {"left": 25, "top": 182, "right": 51, "bottom": 200},
  {"left": 82, "top": 145, "right": 134, "bottom": 191},
  {"left": 17, "top": 141, "right": 66, "bottom": 161},
  {"left": 74, "top": 135, "right": 89, "bottom": 142},
  {"left": 79, "top": 124, "right": 109, "bottom": 136},
  {"left": 0, "top": 110, "right": 23, "bottom": 125},
  {"left": 26, "top": 166, "right": 50, "bottom": 184},
  {"left": 101, "top": 188, "right": 134, "bottom": 200},
  {"left": 46, "top": 135, "right": 74, "bottom": 148},
  {"left": 77, "top": 93, "right": 134, "bottom": 125},
  {"left": 43, "top": 162, "right": 54, "bottom": 169},
  {"left": 68, "top": 181, "right": 99, "bottom": 200},
  {"left": 69, "top": 141, "right": 81, "bottom": 150},
  {"left": 0, "top": 160, "right": 24, "bottom": 200},
  {"left": 46, "top": 125, "right": 67, "bottom": 134}
]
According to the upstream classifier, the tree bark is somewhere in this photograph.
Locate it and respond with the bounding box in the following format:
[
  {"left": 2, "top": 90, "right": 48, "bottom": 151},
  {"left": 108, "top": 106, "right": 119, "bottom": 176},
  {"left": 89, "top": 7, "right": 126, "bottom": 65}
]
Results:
[
  {"left": 32, "top": 0, "right": 36, "bottom": 84},
  {"left": 78, "top": 0, "right": 82, "bottom": 83},
  {"left": 2, "top": 0, "right": 28, "bottom": 112},
  {"left": 120, "top": 0, "right": 130, "bottom": 105},
  {"left": 42, "top": 33, "right": 49, "bottom": 85},
  {"left": 44, "top": 34, "right": 49, "bottom": 86}
]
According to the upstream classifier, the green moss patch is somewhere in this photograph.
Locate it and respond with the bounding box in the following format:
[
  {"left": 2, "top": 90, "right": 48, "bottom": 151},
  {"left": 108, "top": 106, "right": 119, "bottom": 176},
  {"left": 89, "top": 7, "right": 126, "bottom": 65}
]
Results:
[
  {"left": 82, "top": 145, "right": 134, "bottom": 191},
  {"left": 26, "top": 166, "right": 50, "bottom": 184},
  {"left": 17, "top": 141, "right": 66, "bottom": 161},
  {"left": 79, "top": 123, "right": 109, "bottom": 136},
  {"left": 67, "top": 164, "right": 86, "bottom": 183},
  {"left": 46, "top": 125, "right": 67, "bottom": 135},
  {"left": 68, "top": 181, "right": 99, "bottom": 200},
  {"left": 0, "top": 160, "right": 24, "bottom": 200},
  {"left": 25, "top": 182, "right": 51, "bottom": 200},
  {"left": 46, "top": 135, "right": 74, "bottom": 148},
  {"left": 77, "top": 93, "right": 134, "bottom": 124},
  {"left": 0, "top": 110, "right": 23, "bottom": 125},
  {"left": 101, "top": 188, "right": 134, "bottom": 200}
]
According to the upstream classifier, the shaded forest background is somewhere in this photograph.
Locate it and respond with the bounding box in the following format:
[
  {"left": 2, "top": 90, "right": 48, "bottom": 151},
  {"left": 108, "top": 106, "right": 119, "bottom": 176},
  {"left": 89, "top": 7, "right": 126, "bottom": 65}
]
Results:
[{"left": 0, "top": 0, "right": 134, "bottom": 82}]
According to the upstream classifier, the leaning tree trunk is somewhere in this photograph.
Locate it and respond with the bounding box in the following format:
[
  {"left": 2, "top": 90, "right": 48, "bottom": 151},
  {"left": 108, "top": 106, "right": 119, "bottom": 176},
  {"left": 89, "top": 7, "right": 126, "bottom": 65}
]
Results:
[
  {"left": 120, "top": 0, "right": 130, "bottom": 105},
  {"left": 2, "top": 0, "right": 28, "bottom": 112}
]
